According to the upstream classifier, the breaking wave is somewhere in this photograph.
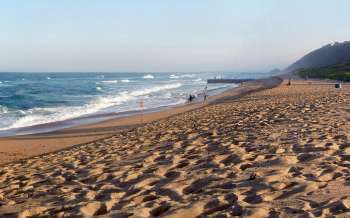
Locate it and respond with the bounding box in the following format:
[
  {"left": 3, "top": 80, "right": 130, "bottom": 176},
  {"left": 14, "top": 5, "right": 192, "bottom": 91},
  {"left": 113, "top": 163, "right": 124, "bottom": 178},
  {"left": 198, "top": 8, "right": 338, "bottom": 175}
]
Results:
[
  {"left": 0, "top": 83, "right": 182, "bottom": 130},
  {"left": 143, "top": 74, "right": 154, "bottom": 79},
  {"left": 101, "top": 80, "right": 118, "bottom": 84}
]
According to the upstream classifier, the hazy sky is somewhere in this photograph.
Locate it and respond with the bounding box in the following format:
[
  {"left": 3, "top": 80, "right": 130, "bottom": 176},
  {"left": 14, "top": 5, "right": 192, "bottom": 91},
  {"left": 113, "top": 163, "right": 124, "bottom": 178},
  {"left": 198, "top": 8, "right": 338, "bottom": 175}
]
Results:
[{"left": 1, "top": 0, "right": 350, "bottom": 72}]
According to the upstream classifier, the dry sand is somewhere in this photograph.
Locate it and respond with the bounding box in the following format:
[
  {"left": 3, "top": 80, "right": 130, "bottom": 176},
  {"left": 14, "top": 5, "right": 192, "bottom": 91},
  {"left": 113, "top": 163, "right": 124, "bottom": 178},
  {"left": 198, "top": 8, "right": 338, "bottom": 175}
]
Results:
[{"left": 1, "top": 79, "right": 350, "bottom": 217}]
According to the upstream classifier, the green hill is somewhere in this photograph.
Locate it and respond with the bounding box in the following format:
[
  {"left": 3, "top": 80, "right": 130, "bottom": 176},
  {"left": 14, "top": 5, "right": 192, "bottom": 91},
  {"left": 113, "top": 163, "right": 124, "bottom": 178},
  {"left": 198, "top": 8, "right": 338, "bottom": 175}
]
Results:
[{"left": 287, "top": 41, "right": 350, "bottom": 72}]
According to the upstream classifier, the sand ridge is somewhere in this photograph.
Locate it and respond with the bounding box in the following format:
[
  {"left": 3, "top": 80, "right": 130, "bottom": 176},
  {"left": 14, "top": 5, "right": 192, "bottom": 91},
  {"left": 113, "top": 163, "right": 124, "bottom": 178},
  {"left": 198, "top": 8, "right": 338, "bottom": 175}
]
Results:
[{"left": 0, "top": 80, "right": 350, "bottom": 217}]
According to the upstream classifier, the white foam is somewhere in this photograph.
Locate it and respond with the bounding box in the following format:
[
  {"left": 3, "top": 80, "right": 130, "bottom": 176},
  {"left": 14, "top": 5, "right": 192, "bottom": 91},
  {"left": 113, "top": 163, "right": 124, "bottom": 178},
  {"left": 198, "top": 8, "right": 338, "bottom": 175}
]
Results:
[
  {"left": 143, "top": 74, "right": 154, "bottom": 79},
  {"left": 101, "top": 80, "right": 118, "bottom": 84},
  {"left": 0, "top": 105, "right": 8, "bottom": 114},
  {"left": 96, "top": 86, "right": 102, "bottom": 91},
  {"left": 132, "top": 83, "right": 181, "bottom": 96},
  {"left": 0, "top": 106, "right": 103, "bottom": 131},
  {"left": 192, "top": 78, "right": 203, "bottom": 82},
  {"left": 121, "top": 79, "right": 130, "bottom": 83},
  {"left": 0, "top": 82, "right": 183, "bottom": 131},
  {"left": 169, "top": 74, "right": 179, "bottom": 79},
  {"left": 169, "top": 74, "right": 196, "bottom": 79},
  {"left": 47, "top": 77, "right": 51, "bottom": 80}
]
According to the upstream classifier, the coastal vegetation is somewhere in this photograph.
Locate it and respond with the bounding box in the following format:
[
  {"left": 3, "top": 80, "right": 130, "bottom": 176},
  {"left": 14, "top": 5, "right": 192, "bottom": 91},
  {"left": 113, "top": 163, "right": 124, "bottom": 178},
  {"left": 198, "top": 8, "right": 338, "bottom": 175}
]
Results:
[{"left": 296, "top": 62, "right": 350, "bottom": 82}]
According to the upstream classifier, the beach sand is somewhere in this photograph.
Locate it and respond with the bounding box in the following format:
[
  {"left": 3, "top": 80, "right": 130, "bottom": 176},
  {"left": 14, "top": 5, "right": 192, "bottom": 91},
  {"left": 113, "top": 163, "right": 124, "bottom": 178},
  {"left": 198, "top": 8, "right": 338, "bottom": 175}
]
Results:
[{"left": 1, "top": 78, "right": 350, "bottom": 217}]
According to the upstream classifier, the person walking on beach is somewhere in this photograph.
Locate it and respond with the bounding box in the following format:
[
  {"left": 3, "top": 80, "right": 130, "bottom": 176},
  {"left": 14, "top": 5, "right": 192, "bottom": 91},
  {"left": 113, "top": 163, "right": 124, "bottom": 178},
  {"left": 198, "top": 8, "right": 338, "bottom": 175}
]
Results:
[
  {"left": 188, "top": 94, "right": 195, "bottom": 103},
  {"left": 203, "top": 85, "right": 208, "bottom": 102}
]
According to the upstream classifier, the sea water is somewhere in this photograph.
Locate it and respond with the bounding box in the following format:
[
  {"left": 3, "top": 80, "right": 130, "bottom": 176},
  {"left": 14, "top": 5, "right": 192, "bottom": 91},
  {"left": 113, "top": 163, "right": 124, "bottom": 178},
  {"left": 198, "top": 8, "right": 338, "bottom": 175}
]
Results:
[{"left": 0, "top": 72, "right": 270, "bottom": 135}]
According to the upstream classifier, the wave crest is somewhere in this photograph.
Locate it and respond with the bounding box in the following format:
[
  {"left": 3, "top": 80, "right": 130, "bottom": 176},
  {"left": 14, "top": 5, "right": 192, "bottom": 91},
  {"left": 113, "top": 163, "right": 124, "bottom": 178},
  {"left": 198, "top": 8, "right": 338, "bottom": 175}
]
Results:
[
  {"left": 0, "top": 83, "right": 182, "bottom": 131},
  {"left": 169, "top": 74, "right": 196, "bottom": 79},
  {"left": 101, "top": 80, "right": 118, "bottom": 84},
  {"left": 143, "top": 74, "right": 154, "bottom": 79}
]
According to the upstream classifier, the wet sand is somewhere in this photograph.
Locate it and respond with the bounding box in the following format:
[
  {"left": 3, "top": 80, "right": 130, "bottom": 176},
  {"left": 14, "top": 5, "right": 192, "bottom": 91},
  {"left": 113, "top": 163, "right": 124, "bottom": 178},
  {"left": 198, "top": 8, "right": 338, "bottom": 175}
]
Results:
[{"left": 2, "top": 78, "right": 350, "bottom": 217}]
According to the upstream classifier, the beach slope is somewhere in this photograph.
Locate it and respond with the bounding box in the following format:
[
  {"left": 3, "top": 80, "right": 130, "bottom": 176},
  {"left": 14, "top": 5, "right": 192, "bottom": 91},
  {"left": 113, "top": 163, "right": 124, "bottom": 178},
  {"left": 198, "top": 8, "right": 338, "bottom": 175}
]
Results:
[{"left": 1, "top": 79, "right": 350, "bottom": 217}]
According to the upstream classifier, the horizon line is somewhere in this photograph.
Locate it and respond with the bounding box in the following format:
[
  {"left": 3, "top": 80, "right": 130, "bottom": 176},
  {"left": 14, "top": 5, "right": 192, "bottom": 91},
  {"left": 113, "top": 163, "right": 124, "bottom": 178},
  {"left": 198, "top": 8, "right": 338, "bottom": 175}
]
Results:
[{"left": 0, "top": 70, "right": 270, "bottom": 74}]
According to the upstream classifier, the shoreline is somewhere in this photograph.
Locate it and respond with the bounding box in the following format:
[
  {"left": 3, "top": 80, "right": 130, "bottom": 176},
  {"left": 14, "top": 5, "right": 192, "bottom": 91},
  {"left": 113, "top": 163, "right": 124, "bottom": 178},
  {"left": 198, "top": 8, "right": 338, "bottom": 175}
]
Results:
[
  {"left": 0, "top": 83, "right": 235, "bottom": 137},
  {"left": 0, "top": 77, "right": 282, "bottom": 165}
]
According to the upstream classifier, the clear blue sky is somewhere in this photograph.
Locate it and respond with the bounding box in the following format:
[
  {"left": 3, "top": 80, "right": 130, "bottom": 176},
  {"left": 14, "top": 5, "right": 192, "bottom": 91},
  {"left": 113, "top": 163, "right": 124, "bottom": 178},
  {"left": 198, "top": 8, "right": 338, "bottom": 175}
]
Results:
[{"left": 1, "top": 0, "right": 349, "bottom": 72}]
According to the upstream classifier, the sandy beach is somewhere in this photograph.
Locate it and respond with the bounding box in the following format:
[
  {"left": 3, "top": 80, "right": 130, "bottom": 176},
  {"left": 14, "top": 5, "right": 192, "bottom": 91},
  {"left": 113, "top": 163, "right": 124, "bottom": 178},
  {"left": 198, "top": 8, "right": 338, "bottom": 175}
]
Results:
[{"left": 1, "top": 78, "right": 350, "bottom": 217}]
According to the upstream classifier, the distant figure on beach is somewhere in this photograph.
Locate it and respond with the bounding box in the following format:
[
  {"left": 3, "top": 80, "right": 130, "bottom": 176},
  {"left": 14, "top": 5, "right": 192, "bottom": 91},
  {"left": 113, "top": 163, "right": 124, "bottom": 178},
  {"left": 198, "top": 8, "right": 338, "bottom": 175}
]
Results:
[
  {"left": 203, "top": 85, "right": 208, "bottom": 102},
  {"left": 188, "top": 94, "right": 195, "bottom": 103},
  {"left": 287, "top": 78, "right": 291, "bottom": 86},
  {"left": 335, "top": 83, "right": 342, "bottom": 89}
]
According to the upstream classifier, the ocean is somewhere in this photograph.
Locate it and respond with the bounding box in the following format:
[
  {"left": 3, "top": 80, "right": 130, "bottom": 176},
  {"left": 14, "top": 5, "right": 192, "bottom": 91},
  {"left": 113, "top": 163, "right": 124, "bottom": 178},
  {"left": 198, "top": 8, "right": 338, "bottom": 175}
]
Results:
[{"left": 0, "top": 72, "right": 270, "bottom": 135}]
